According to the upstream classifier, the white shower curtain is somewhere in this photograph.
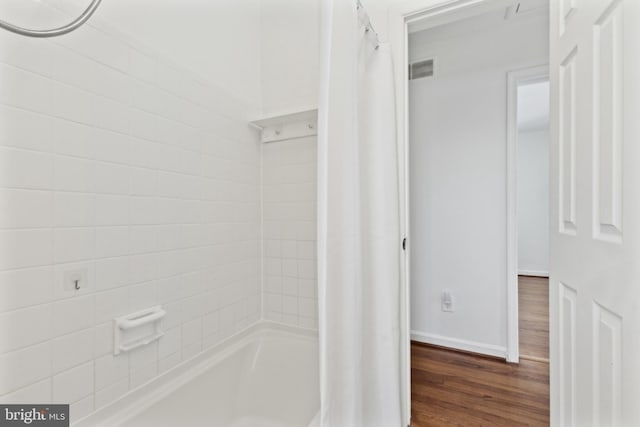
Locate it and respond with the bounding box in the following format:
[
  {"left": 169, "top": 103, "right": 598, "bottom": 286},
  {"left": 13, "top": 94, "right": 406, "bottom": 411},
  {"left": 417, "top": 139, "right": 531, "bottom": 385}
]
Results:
[{"left": 317, "top": 1, "right": 402, "bottom": 426}]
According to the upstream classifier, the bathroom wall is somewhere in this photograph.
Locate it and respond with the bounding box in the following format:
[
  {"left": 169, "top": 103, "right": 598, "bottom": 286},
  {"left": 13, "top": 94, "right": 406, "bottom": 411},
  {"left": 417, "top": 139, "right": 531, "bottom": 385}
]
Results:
[
  {"left": 99, "top": 0, "right": 323, "bottom": 329},
  {"left": 408, "top": 11, "right": 548, "bottom": 355},
  {"left": 262, "top": 138, "right": 318, "bottom": 329},
  {"left": 259, "top": 0, "right": 320, "bottom": 329},
  {"left": 96, "top": 0, "right": 263, "bottom": 110},
  {"left": 0, "top": 0, "right": 261, "bottom": 421},
  {"left": 259, "top": 0, "right": 320, "bottom": 116}
]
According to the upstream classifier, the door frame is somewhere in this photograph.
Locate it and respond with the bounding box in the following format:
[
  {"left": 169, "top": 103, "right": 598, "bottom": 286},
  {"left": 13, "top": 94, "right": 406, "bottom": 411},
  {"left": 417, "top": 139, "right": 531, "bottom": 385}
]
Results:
[
  {"left": 388, "top": 1, "right": 548, "bottom": 424},
  {"left": 506, "top": 64, "right": 549, "bottom": 363}
]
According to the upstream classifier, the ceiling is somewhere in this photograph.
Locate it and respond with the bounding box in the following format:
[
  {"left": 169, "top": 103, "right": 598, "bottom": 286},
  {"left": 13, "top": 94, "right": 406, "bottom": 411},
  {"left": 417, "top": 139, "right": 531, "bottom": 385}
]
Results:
[{"left": 408, "top": 0, "right": 549, "bottom": 35}]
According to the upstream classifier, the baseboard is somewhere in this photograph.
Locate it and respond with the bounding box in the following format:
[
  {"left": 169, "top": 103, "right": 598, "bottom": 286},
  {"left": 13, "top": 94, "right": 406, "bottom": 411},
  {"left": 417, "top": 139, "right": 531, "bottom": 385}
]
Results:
[
  {"left": 518, "top": 269, "right": 549, "bottom": 277},
  {"left": 520, "top": 354, "right": 549, "bottom": 363},
  {"left": 410, "top": 330, "right": 507, "bottom": 359}
]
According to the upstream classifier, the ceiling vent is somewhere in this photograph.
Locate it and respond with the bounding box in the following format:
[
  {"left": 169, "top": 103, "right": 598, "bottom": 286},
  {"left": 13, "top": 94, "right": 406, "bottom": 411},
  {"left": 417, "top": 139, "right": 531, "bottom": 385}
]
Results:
[{"left": 409, "top": 58, "right": 434, "bottom": 80}]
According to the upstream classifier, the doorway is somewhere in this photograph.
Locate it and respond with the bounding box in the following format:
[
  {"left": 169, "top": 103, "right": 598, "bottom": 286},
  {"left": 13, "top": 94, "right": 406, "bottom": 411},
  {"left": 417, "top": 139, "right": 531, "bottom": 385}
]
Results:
[
  {"left": 407, "top": 2, "right": 549, "bottom": 361},
  {"left": 403, "top": 1, "right": 551, "bottom": 425},
  {"left": 392, "top": 0, "right": 640, "bottom": 424},
  {"left": 512, "top": 77, "right": 550, "bottom": 362}
]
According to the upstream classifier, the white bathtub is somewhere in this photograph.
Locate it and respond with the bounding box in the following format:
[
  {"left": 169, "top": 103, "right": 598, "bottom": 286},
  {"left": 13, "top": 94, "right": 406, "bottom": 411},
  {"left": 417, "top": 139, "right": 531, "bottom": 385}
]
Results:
[{"left": 76, "top": 323, "right": 319, "bottom": 427}]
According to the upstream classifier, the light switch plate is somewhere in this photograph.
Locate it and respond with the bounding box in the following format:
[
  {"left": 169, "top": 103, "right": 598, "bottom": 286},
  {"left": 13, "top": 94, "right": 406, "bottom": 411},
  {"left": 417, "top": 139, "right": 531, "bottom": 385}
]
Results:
[{"left": 441, "top": 290, "right": 454, "bottom": 312}]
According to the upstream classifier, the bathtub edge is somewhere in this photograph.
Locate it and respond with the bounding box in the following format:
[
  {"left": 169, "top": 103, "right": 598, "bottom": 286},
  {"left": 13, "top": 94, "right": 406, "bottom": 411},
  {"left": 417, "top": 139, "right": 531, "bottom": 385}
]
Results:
[{"left": 73, "top": 321, "right": 318, "bottom": 427}]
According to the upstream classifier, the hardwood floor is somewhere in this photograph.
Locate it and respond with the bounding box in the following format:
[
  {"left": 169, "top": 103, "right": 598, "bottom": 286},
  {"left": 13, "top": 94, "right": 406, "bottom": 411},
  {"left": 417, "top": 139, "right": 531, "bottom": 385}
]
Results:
[
  {"left": 518, "top": 275, "right": 549, "bottom": 361},
  {"left": 411, "top": 343, "right": 549, "bottom": 426}
]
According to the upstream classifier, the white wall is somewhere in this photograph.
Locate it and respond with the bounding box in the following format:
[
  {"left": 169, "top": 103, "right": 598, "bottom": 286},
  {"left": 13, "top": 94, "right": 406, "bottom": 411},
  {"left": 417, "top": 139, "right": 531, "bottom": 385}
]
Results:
[
  {"left": 0, "top": 0, "right": 262, "bottom": 421},
  {"left": 262, "top": 138, "right": 318, "bottom": 329},
  {"left": 517, "top": 129, "right": 549, "bottom": 276},
  {"left": 258, "top": 0, "right": 319, "bottom": 329},
  {"left": 517, "top": 80, "right": 549, "bottom": 276},
  {"left": 260, "top": 0, "right": 320, "bottom": 116},
  {"left": 86, "top": 0, "right": 320, "bottom": 116},
  {"left": 408, "top": 12, "right": 548, "bottom": 354},
  {"left": 81, "top": 0, "right": 264, "bottom": 110}
]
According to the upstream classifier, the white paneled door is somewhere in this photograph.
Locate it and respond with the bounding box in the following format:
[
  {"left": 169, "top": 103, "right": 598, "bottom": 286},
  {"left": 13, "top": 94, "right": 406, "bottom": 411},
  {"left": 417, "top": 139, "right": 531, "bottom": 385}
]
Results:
[{"left": 550, "top": 0, "right": 640, "bottom": 425}]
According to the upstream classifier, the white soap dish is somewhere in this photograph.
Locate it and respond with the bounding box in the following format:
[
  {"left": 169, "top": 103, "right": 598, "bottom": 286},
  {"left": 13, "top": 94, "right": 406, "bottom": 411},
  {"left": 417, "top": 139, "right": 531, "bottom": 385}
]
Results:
[{"left": 113, "top": 305, "right": 166, "bottom": 355}]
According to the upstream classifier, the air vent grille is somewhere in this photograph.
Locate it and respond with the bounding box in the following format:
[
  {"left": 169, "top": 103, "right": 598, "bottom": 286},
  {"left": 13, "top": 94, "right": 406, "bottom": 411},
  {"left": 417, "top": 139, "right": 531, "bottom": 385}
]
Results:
[{"left": 409, "top": 58, "right": 434, "bottom": 80}]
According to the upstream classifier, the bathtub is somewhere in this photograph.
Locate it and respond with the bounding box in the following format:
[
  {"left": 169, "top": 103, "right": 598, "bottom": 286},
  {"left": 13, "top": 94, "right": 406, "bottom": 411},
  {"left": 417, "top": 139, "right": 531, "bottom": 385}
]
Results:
[{"left": 76, "top": 322, "right": 319, "bottom": 427}]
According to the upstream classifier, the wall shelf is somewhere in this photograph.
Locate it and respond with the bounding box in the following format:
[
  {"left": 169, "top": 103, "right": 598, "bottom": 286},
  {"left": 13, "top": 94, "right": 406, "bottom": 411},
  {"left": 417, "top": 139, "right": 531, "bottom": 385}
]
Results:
[{"left": 249, "top": 108, "right": 318, "bottom": 143}]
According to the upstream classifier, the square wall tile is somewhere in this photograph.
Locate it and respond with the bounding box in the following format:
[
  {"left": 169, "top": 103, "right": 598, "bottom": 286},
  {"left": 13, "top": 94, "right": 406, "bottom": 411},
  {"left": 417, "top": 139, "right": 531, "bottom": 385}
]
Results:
[
  {"left": 52, "top": 362, "right": 93, "bottom": 403},
  {"left": 0, "top": 342, "right": 51, "bottom": 395}
]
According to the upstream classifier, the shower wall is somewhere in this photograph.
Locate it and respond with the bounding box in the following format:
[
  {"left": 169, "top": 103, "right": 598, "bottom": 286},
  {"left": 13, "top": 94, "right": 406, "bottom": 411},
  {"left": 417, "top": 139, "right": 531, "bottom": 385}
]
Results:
[
  {"left": 259, "top": 0, "right": 320, "bottom": 329},
  {"left": 260, "top": 0, "right": 320, "bottom": 329},
  {"left": 0, "top": 0, "right": 261, "bottom": 421},
  {"left": 262, "top": 137, "right": 317, "bottom": 329}
]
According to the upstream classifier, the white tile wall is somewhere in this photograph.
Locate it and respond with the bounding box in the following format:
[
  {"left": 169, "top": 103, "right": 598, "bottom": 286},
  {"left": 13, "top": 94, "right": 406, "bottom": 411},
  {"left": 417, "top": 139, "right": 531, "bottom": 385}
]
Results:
[
  {"left": 262, "top": 137, "right": 318, "bottom": 329},
  {"left": 0, "top": 0, "right": 261, "bottom": 420}
]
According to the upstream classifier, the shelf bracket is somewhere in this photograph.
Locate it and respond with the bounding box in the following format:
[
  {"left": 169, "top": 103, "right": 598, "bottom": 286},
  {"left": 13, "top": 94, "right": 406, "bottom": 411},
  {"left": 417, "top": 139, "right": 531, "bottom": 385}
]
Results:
[{"left": 249, "top": 108, "right": 318, "bottom": 143}]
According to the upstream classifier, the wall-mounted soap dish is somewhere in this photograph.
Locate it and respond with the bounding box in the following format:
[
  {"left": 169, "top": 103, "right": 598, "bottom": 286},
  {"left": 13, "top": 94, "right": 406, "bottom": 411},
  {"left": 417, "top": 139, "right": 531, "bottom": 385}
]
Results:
[{"left": 113, "top": 305, "right": 166, "bottom": 355}]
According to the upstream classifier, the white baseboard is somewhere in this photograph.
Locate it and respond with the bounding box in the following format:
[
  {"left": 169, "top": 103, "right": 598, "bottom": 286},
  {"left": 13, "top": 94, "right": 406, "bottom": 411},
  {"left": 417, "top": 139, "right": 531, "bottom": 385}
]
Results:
[
  {"left": 518, "top": 269, "right": 549, "bottom": 277},
  {"left": 411, "top": 330, "right": 507, "bottom": 359}
]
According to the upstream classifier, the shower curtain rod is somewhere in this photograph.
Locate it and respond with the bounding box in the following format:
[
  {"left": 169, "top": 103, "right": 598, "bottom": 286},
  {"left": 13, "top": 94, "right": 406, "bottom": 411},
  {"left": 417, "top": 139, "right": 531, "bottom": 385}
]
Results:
[
  {"left": 356, "top": 0, "right": 380, "bottom": 49},
  {"left": 0, "top": 0, "right": 103, "bottom": 38}
]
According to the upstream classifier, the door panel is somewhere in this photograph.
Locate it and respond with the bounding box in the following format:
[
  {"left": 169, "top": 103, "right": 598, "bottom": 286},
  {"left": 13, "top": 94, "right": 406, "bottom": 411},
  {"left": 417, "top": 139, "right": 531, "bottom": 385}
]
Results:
[
  {"left": 550, "top": 0, "right": 640, "bottom": 425},
  {"left": 558, "top": 48, "right": 577, "bottom": 235}
]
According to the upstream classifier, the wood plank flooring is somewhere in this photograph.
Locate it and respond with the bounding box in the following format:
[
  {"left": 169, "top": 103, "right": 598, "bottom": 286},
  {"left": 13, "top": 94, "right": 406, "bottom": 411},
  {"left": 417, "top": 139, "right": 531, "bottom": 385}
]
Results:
[
  {"left": 518, "top": 276, "right": 549, "bottom": 361},
  {"left": 411, "top": 343, "right": 549, "bottom": 426}
]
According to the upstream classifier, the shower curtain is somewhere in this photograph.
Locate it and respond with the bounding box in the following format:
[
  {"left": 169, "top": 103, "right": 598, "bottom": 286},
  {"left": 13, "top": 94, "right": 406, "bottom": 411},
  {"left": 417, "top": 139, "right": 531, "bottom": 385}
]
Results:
[{"left": 317, "top": 1, "right": 402, "bottom": 426}]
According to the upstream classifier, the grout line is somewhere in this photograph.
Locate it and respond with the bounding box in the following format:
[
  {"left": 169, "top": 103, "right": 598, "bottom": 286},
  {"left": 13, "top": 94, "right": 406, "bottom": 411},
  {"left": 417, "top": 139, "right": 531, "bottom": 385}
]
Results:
[{"left": 259, "top": 139, "right": 265, "bottom": 321}]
